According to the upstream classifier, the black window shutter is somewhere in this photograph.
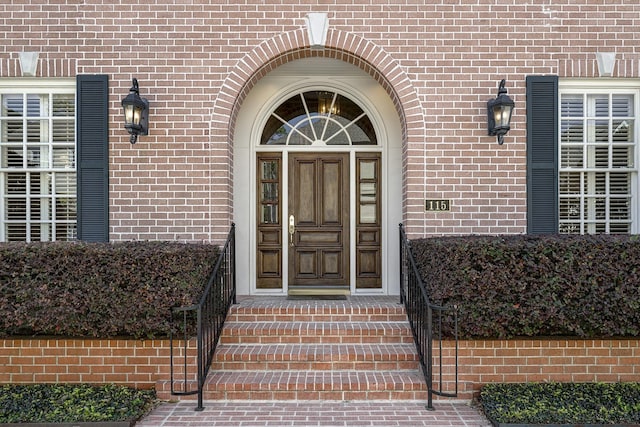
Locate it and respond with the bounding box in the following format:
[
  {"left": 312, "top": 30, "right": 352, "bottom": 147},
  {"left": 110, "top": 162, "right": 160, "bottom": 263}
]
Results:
[
  {"left": 526, "top": 75, "right": 559, "bottom": 234},
  {"left": 76, "top": 75, "right": 109, "bottom": 242}
]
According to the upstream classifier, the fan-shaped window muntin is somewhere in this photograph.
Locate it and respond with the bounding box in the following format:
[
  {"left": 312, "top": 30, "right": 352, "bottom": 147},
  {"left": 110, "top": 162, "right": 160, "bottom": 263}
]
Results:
[{"left": 261, "top": 91, "right": 377, "bottom": 146}]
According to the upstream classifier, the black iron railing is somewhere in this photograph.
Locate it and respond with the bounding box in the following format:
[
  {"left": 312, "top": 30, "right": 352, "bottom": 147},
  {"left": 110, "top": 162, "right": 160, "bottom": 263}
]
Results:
[
  {"left": 399, "top": 223, "right": 458, "bottom": 410},
  {"left": 170, "top": 223, "right": 236, "bottom": 411}
]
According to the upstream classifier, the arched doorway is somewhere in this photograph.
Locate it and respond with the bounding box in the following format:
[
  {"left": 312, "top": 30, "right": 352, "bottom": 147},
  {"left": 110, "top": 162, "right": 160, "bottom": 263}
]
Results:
[{"left": 233, "top": 57, "right": 402, "bottom": 296}]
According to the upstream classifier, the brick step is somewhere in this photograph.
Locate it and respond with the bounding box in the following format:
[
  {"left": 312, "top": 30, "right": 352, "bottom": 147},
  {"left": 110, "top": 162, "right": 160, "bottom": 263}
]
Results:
[
  {"left": 227, "top": 301, "right": 407, "bottom": 323},
  {"left": 161, "top": 296, "right": 426, "bottom": 403},
  {"left": 211, "top": 343, "right": 420, "bottom": 371},
  {"left": 219, "top": 321, "right": 414, "bottom": 344},
  {"left": 158, "top": 370, "right": 428, "bottom": 401}
]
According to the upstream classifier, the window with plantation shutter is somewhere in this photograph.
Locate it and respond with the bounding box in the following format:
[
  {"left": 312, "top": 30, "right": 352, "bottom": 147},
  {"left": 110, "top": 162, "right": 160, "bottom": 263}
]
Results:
[
  {"left": 0, "top": 82, "right": 77, "bottom": 241},
  {"left": 559, "top": 86, "right": 637, "bottom": 234}
]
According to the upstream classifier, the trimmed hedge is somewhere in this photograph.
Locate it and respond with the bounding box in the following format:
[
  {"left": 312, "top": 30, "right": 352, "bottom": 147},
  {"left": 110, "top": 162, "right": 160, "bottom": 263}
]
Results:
[
  {"left": 0, "top": 241, "right": 218, "bottom": 339},
  {"left": 412, "top": 234, "right": 640, "bottom": 339},
  {"left": 0, "top": 383, "right": 156, "bottom": 423},
  {"left": 480, "top": 382, "right": 640, "bottom": 425}
]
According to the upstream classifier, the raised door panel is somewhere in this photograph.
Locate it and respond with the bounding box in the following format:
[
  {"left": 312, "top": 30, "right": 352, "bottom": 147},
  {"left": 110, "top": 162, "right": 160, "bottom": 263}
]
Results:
[
  {"left": 295, "top": 160, "right": 317, "bottom": 225},
  {"left": 321, "top": 161, "right": 341, "bottom": 224}
]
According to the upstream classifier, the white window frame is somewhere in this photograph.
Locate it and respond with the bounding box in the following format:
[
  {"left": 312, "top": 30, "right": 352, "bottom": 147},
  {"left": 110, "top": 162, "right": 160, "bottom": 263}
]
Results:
[
  {"left": 0, "top": 79, "right": 76, "bottom": 242},
  {"left": 559, "top": 79, "right": 639, "bottom": 234}
]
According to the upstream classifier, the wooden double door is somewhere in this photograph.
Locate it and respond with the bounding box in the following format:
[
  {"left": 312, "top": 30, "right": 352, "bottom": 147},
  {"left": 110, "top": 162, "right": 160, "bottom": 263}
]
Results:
[{"left": 256, "top": 152, "right": 381, "bottom": 293}]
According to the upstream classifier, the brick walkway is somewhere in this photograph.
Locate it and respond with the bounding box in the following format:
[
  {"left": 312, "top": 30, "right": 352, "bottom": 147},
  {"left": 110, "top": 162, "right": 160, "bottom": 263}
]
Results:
[{"left": 137, "top": 400, "right": 492, "bottom": 427}]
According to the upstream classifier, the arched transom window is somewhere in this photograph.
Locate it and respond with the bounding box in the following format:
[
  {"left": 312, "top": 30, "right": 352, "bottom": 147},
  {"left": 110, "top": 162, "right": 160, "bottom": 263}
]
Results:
[{"left": 261, "top": 90, "right": 377, "bottom": 146}]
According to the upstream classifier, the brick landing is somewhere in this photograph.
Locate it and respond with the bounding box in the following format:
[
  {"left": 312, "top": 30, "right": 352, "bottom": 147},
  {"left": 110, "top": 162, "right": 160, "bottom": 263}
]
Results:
[
  {"left": 157, "top": 296, "right": 430, "bottom": 402},
  {"left": 136, "top": 400, "right": 491, "bottom": 427}
]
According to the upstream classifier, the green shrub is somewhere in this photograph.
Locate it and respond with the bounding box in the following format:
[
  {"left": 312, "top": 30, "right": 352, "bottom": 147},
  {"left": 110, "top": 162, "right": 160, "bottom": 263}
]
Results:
[
  {"left": 0, "top": 383, "right": 156, "bottom": 423},
  {"left": 480, "top": 382, "right": 640, "bottom": 425},
  {"left": 411, "top": 234, "right": 640, "bottom": 339},
  {"left": 0, "top": 241, "right": 219, "bottom": 338}
]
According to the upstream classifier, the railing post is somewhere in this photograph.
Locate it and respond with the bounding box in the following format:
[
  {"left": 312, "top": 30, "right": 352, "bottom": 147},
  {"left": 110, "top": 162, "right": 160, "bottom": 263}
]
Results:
[
  {"left": 196, "top": 305, "right": 204, "bottom": 411},
  {"left": 426, "top": 304, "right": 434, "bottom": 410},
  {"left": 170, "top": 307, "right": 194, "bottom": 398},
  {"left": 399, "top": 223, "right": 404, "bottom": 305},
  {"left": 231, "top": 223, "right": 236, "bottom": 305}
]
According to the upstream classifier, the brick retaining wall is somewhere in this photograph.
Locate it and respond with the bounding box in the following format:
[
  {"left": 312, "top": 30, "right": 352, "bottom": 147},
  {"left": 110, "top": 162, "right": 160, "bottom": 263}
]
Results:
[
  {"left": 2, "top": 338, "right": 638, "bottom": 400},
  {"left": 0, "top": 338, "right": 196, "bottom": 389},
  {"left": 437, "top": 338, "right": 640, "bottom": 399}
]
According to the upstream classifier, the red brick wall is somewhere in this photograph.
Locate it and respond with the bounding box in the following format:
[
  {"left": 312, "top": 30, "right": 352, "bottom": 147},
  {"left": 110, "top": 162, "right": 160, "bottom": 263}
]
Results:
[
  {"left": 0, "top": 338, "right": 196, "bottom": 389},
  {"left": 1, "top": 1, "right": 640, "bottom": 240},
  {"left": 438, "top": 338, "right": 640, "bottom": 399},
  {"left": 3, "top": 338, "right": 638, "bottom": 400}
]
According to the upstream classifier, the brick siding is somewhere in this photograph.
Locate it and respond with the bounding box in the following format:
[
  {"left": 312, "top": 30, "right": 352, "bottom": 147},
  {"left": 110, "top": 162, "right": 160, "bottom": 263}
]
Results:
[
  {"left": 3, "top": 338, "right": 638, "bottom": 399},
  {"left": 2, "top": 1, "right": 639, "bottom": 241}
]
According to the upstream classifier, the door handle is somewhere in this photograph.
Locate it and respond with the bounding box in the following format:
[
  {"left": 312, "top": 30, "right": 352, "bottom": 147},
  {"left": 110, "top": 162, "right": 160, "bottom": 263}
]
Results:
[{"left": 288, "top": 214, "right": 295, "bottom": 245}]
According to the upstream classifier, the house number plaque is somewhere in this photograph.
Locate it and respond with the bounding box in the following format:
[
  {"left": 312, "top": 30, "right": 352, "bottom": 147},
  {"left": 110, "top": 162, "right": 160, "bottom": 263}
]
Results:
[{"left": 425, "top": 199, "right": 451, "bottom": 212}]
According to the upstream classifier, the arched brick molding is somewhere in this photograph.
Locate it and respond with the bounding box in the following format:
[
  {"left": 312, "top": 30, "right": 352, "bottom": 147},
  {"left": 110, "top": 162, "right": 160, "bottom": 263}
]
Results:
[{"left": 209, "top": 27, "right": 427, "bottom": 239}]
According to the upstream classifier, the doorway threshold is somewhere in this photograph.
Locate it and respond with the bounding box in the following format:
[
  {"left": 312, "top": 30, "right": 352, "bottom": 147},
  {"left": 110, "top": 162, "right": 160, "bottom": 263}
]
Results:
[
  {"left": 287, "top": 294, "right": 347, "bottom": 300},
  {"left": 287, "top": 285, "right": 350, "bottom": 299}
]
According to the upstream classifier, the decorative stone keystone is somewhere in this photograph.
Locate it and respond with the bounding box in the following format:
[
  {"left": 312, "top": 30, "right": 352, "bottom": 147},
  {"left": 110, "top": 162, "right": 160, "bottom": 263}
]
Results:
[
  {"left": 305, "top": 13, "right": 329, "bottom": 49},
  {"left": 596, "top": 52, "right": 616, "bottom": 77},
  {"left": 18, "top": 51, "right": 39, "bottom": 77}
]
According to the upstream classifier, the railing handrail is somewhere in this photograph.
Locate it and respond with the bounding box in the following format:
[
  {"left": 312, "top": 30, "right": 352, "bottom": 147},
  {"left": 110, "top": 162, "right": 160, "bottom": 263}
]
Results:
[
  {"left": 170, "top": 223, "right": 236, "bottom": 411},
  {"left": 399, "top": 223, "right": 458, "bottom": 410}
]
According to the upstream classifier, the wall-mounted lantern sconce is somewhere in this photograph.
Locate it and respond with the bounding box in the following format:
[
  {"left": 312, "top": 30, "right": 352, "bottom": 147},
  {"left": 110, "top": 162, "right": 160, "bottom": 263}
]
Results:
[
  {"left": 121, "top": 78, "right": 149, "bottom": 144},
  {"left": 487, "top": 79, "right": 514, "bottom": 145}
]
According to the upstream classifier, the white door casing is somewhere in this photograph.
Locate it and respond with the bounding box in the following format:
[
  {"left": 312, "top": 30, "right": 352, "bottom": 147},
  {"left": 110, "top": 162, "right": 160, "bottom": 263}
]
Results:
[{"left": 233, "top": 58, "right": 402, "bottom": 295}]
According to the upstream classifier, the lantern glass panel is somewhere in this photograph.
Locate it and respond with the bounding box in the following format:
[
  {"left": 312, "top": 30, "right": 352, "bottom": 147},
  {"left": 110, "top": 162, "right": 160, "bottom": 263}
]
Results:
[{"left": 123, "top": 104, "right": 135, "bottom": 125}]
